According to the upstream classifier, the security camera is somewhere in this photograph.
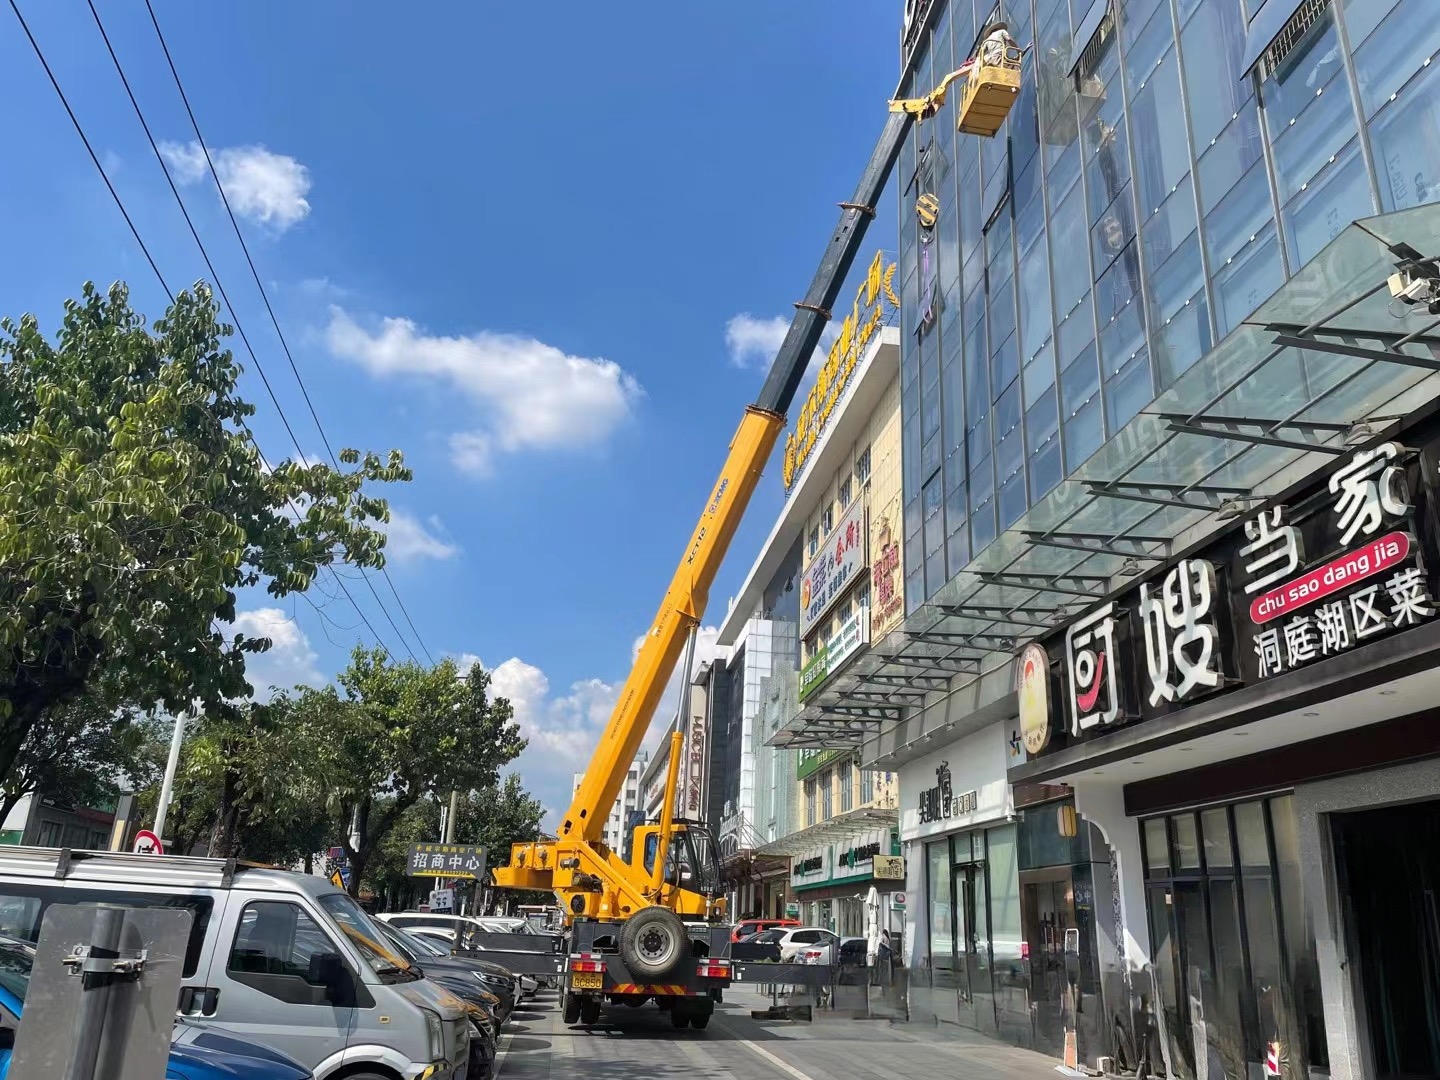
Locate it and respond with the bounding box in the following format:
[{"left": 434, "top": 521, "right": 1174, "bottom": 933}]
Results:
[{"left": 1388, "top": 268, "right": 1437, "bottom": 306}]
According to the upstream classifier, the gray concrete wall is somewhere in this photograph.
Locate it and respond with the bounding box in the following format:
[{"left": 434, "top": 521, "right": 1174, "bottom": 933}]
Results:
[{"left": 1294, "top": 757, "right": 1440, "bottom": 1080}]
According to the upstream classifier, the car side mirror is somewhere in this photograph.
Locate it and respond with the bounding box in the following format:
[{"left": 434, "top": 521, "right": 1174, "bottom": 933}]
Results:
[{"left": 307, "top": 952, "right": 350, "bottom": 1004}]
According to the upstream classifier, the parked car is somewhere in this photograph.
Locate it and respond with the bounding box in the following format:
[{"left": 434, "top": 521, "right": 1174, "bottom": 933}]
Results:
[
  {"left": 0, "top": 936, "right": 312, "bottom": 1080},
  {"left": 374, "top": 919, "right": 517, "bottom": 1022},
  {"left": 729, "top": 917, "right": 799, "bottom": 943},
  {"left": 799, "top": 935, "right": 866, "bottom": 967},
  {"left": 377, "top": 914, "right": 546, "bottom": 994},
  {"left": 772, "top": 927, "right": 839, "bottom": 963},
  {"left": 0, "top": 847, "right": 473, "bottom": 1080}
]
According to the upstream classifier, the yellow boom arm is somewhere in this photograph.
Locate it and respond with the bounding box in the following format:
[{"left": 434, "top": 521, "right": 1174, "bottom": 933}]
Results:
[{"left": 492, "top": 407, "right": 780, "bottom": 917}]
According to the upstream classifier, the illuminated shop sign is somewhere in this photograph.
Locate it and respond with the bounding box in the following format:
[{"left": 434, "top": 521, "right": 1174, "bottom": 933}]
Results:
[
  {"left": 1026, "top": 429, "right": 1440, "bottom": 758},
  {"left": 783, "top": 251, "right": 898, "bottom": 489}
]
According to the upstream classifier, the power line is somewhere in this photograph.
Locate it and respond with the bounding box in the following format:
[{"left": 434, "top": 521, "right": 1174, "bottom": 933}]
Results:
[
  {"left": 80, "top": 0, "right": 415, "bottom": 664},
  {"left": 8, "top": 0, "right": 402, "bottom": 663},
  {"left": 142, "top": 0, "right": 437, "bottom": 665}
]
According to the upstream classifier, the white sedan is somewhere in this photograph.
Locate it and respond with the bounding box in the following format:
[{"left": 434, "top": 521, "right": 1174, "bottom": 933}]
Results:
[{"left": 770, "top": 926, "right": 839, "bottom": 963}]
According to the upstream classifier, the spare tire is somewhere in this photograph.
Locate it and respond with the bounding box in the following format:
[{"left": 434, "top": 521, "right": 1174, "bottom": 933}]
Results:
[{"left": 619, "top": 906, "right": 687, "bottom": 980}]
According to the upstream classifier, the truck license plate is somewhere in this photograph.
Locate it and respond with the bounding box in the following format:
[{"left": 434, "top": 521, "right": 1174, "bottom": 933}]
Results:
[{"left": 572, "top": 972, "right": 604, "bottom": 990}]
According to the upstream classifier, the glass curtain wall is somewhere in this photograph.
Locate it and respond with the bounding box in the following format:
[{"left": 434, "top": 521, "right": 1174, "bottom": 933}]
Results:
[
  {"left": 900, "top": 0, "right": 1440, "bottom": 615},
  {"left": 1140, "top": 794, "right": 1328, "bottom": 1080}
]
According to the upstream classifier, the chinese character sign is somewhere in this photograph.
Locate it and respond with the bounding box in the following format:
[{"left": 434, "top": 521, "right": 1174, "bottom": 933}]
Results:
[
  {"left": 783, "top": 251, "right": 899, "bottom": 488},
  {"left": 1065, "top": 602, "right": 1122, "bottom": 734},
  {"left": 1254, "top": 566, "right": 1434, "bottom": 678},
  {"left": 1239, "top": 507, "right": 1303, "bottom": 595},
  {"left": 800, "top": 499, "right": 868, "bottom": 636},
  {"left": 1140, "top": 559, "right": 1222, "bottom": 707},
  {"left": 1329, "top": 441, "right": 1410, "bottom": 545},
  {"left": 407, "top": 843, "right": 488, "bottom": 879}
]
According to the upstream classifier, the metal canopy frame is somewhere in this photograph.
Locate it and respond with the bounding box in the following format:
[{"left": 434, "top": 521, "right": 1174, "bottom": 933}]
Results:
[{"left": 771, "top": 205, "right": 1440, "bottom": 754}]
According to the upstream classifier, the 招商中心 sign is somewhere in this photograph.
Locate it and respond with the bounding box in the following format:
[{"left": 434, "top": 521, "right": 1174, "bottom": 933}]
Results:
[{"left": 782, "top": 252, "right": 898, "bottom": 489}]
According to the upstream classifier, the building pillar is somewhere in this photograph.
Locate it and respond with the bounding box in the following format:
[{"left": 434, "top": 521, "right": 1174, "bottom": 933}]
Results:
[{"left": 1072, "top": 780, "right": 1169, "bottom": 1076}]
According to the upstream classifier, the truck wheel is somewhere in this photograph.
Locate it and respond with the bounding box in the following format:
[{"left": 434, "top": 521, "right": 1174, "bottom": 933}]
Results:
[
  {"left": 690, "top": 1011, "right": 711, "bottom": 1030},
  {"left": 562, "top": 993, "right": 581, "bottom": 1024},
  {"left": 580, "top": 999, "right": 602, "bottom": 1026},
  {"left": 619, "top": 907, "right": 687, "bottom": 980},
  {"left": 670, "top": 1009, "right": 690, "bottom": 1029}
]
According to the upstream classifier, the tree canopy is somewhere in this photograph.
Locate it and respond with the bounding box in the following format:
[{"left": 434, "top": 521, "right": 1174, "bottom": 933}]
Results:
[
  {"left": 0, "top": 281, "right": 407, "bottom": 777},
  {"left": 279, "top": 649, "right": 526, "bottom": 894}
]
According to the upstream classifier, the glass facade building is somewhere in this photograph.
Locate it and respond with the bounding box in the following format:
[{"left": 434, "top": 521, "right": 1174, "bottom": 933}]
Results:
[{"left": 898, "top": 0, "right": 1440, "bottom": 613}]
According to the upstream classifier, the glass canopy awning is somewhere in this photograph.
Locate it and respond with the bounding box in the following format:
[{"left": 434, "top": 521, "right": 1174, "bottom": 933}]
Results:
[
  {"left": 753, "top": 806, "right": 899, "bottom": 859},
  {"left": 772, "top": 203, "right": 1440, "bottom": 753}
]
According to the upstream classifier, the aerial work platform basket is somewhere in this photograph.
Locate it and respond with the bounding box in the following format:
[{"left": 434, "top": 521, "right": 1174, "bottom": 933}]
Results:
[{"left": 957, "top": 43, "right": 1024, "bottom": 138}]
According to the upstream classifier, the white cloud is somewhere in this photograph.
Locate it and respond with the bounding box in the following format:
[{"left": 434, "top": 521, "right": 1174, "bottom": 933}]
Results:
[
  {"left": 724, "top": 312, "right": 839, "bottom": 381},
  {"left": 382, "top": 509, "right": 459, "bottom": 563},
  {"left": 229, "top": 608, "right": 324, "bottom": 697},
  {"left": 159, "top": 140, "right": 312, "bottom": 231},
  {"left": 725, "top": 313, "right": 789, "bottom": 369},
  {"left": 326, "top": 309, "right": 643, "bottom": 477},
  {"left": 488, "top": 658, "right": 621, "bottom": 832}
]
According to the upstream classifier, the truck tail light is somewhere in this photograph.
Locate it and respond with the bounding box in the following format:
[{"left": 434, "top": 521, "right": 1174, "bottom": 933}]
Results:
[
  {"left": 697, "top": 959, "right": 730, "bottom": 979},
  {"left": 569, "top": 953, "right": 606, "bottom": 974}
]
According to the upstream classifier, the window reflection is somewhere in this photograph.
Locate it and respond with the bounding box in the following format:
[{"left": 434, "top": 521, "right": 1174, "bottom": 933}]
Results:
[
  {"left": 1182, "top": 0, "right": 1251, "bottom": 149},
  {"left": 1260, "top": 9, "right": 1343, "bottom": 126},
  {"left": 1369, "top": 62, "right": 1440, "bottom": 210},
  {"left": 1351, "top": 0, "right": 1440, "bottom": 118},
  {"left": 1281, "top": 145, "right": 1375, "bottom": 267},
  {"left": 1142, "top": 798, "right": 1329, "bottom": 1079}
]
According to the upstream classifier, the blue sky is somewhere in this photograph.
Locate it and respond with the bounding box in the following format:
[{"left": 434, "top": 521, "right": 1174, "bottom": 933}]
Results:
[{"left": 1, "top": 0, "right": 900, "bottom": 823}]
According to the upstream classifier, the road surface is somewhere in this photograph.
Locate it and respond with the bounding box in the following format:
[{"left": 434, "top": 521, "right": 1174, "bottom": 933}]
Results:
[{"left": 494, "top": 986, "right": 1073, "bottom": 1079}]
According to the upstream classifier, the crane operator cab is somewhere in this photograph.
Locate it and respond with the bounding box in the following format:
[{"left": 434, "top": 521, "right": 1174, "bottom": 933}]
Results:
[{"left": 637, "top": 820, "right": 723, "bottom": 908}]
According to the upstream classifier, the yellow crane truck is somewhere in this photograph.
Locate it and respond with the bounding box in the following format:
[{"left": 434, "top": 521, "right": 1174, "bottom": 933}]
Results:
[{"left": 485, "top": 32, "right": 1023, "bottom": 1031}]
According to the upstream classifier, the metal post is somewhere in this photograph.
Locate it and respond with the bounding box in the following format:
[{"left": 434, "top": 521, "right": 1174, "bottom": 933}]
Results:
[
  {"left": 445, "top": 788, "right": 459, "bottom": 842},
  {"left": 152, "top": 710, "right": 188, "bottom": 842},
  {"left": 65, "top": 907, "right": 125, "bottom": 1080}
]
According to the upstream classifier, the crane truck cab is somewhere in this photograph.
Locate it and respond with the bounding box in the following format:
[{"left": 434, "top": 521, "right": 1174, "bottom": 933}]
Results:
[{"left": 559, "top": 813, "right": 730, "bottom": 1029}]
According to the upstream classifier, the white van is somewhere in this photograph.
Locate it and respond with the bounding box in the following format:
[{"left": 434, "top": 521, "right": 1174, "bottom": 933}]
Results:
[{"left": 0, "top": 847, "right": 472, "bottom": 1080}]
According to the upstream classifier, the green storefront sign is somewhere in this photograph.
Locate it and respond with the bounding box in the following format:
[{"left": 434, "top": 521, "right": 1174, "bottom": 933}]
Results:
[
  {"left": 799, "top": 643, "right": 830, "bottom": 700},
  {"left": 797, "top": 748, "right": 843, "bottom": 780},
  {"left": 798, "top": 608, "right": 868, "bottom": 703}
]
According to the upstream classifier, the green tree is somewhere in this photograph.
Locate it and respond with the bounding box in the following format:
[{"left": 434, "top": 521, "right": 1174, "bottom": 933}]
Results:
[
  {"left": 152, "top": 699, "right": 340, "bottom": 865},
  {"left": 0, "top": 695, "right": 162, "bottom": 825},
  {"left": 288, "top": 649, "right": 524, "bottom": 895},
  {"left": 0, "top": 281, "right": 408, "bottom": 779},
  {"left": 368, "top": 774, "right": 545, "bottom": 908}
]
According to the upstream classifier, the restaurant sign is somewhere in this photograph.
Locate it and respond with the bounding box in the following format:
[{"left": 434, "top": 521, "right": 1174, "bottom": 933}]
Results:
[
  {"left": 799, "top": 607, "right": 870, "bottom": 701},
  {"left": 783, "top": 251, "right": 899, "bottom": 489},
  {"left": 1034, "top": 431, "right": 1440, "bottom": 755},
  {"left": 801, "top": 499, "right": 868, "bottom": 637}
]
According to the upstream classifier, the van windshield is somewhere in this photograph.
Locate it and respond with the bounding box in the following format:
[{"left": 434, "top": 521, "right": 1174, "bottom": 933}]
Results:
[{"left": 318, "top": 894, "right": 414, "bottom": 977}]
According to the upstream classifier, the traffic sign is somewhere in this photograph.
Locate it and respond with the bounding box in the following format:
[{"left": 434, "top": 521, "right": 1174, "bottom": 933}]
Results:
[
  {"left": 328, "top": 869, "right": 345, "bottom": 890},
  {"left": 132, "top": 829, "right": 163, "bottom": 855}
]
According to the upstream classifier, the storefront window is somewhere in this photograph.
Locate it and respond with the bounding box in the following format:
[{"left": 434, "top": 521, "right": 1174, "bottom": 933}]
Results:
[
  {"left": 927, "top": 839, "right": 956, "bottom": 986},
  {"left": 1141, "top": 796, "right": 1328, "bottom": 1079}
]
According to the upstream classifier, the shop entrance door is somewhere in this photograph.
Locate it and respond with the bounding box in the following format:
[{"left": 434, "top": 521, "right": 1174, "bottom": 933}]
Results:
[
  {"left": 1334, "top": 799, "right": 1440, "bottom": 1079},
  {"left": 953, "top": 862, "right": 994, "bottom": 1031}
]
